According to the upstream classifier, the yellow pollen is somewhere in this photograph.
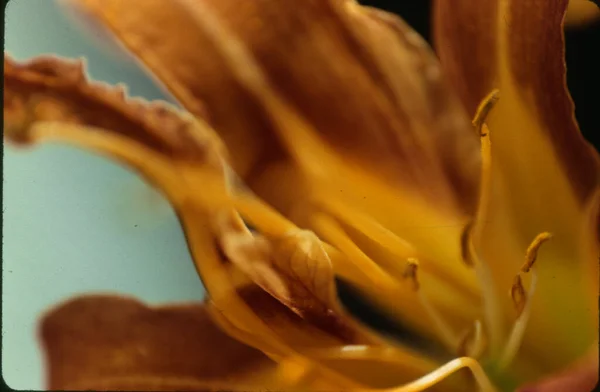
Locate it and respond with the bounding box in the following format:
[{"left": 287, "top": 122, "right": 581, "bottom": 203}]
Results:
[
  {"left": 521, "top": 232, "right": 553, "bottom": 273},
  {"left": 472, "top": 89, "right": 500, "bottom": 136}
]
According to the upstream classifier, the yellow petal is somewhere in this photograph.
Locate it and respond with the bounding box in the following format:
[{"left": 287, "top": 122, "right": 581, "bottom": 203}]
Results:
[
  {"left": 434, "top": 0, "right": 600, "bottom": 370},
  {"left": 39, "top": 295, "right": 277, "bottom": 390}
]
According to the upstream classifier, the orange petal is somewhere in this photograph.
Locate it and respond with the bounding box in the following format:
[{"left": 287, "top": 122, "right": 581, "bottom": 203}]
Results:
[
  {"left": 434, "top": 0, "right": 600, "bottom": 369},
  {"left": 39, "top": 295, "right": 277, "bottom": 390},
  {"left": 3, "top": 52, "right": 284, "bottom": 362},
  {"left": 66, "top": 0, "right": 481, "bottom": 241},
  {"left": 3, "top": 54, "right": 440, "bottom": 388},
  {"left": 66, "top": 0, "right": 480, "bottom": 215},
  {"left": 64, "top": 0, "right": 486, "bottom": 346},
  {"left": 61, "top": 0, "right": 280, "bottom": 179}
]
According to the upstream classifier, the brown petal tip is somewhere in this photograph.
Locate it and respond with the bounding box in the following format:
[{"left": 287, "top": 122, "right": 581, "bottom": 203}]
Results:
[
  {"left": 4, "top": 54, "right": 224, "bottom": 162},
  {"left": 39, "top": 294, "right": 272, "bottom": 390}
]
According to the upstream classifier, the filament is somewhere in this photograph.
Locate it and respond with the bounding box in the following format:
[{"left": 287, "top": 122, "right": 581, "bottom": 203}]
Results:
[
  {"left": 464, "top": 237, "right": 503, "bottom": 357},
  {"left": 465, "top": 89, "right": 503, "bottom": 356},
  {"left": 311, "top": 213, "right": 400, "bottom": 289},
  {"left": 406, "top": 259, "right": 460, "bottom": 350},
  {"left": 498, "top": 232, "right": 552, "bottom": 369},
  {"left": 458, "top": 320, "right": 485, "bottom": 358},
  {"left": 385, "top": 357, "right": 497, "bottom": 392},
  {"left": 498, "top": 270, "right": 538, "bottom": 370}
]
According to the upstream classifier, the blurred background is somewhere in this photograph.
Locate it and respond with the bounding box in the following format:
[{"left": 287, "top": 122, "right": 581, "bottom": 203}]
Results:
[{"left": 2, "top": 0, "right": 599, "bottom": 389}]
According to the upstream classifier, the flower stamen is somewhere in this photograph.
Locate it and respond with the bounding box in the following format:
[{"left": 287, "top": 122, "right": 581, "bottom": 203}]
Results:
[
  {"left": 521, "top": 232, "right": 553, "bottom": 273},
  {"left": 386, "top": 357, "right": 497, "bottom": 392},
  {"left": 311, "top": 212, "right": 400, "bottom": 290},
  {"left": 317, "top": 199, "right": 418, "bottom": 260},
  {"left": 498, "top": 232, "right": 553, "bottom": 370},
  {"left": 464, "top": 90, "right": 504, "bottom": 356},
  {"left": 497, "top": 272, "right": 538, "bottom": 370},
  {"left": 232, "top": 193, "right": 399, "bottom": 291},
  {"left": 461, "top": 220, "right": 503, "bottom": 356},
  {"left": 472, "top": 89, "right": 500, "bottom": 136}
]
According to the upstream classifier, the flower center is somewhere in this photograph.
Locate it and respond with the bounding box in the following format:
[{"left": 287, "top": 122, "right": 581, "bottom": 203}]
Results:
[{"left": 217, "top": 87, "right": 556, "bottom": 390}]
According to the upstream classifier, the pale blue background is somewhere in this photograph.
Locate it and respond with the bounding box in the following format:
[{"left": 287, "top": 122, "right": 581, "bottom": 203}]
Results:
[{"left": 3, "top": 1, "right": 206, "bottom": 389}]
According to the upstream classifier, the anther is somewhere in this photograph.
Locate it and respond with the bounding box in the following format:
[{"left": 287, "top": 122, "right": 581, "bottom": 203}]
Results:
[
  {"left": 403, "top": 258, "right": 420, "bottom": 291},
  {"left": 498, "top": 231, "right": 551, "bottom": 370},
  {"left": 467, "top": 89, "right": 503, "bottom": 357},
  {"left": 472, "top": 89, "right": 500, "bottom": 136},
  {"left": 510, "top": 275, "right": 527, "bottom": 316},
  {"left": 521, "top": 232, "right": 553, "bottom": 273}
]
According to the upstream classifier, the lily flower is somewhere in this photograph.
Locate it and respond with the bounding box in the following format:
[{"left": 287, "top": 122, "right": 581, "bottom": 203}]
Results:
[{"left": 3, "top": 0, "right": 598, "bottom": 391}]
